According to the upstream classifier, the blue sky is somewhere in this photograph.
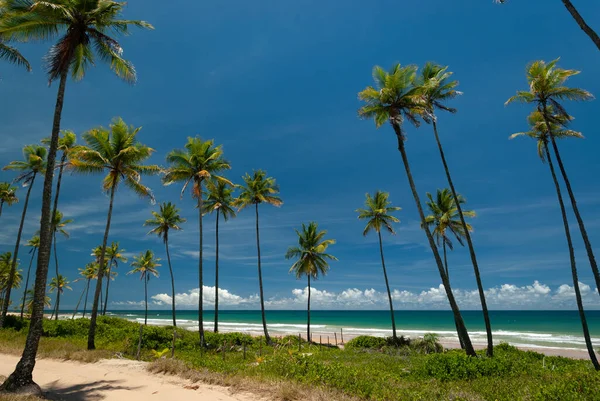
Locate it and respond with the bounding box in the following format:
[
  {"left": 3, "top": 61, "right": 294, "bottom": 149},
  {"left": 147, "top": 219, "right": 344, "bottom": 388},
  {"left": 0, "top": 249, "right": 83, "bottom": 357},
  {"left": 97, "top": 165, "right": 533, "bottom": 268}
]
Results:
[{"left": 1, "top": 0, "right": 600, "bottom": 310}]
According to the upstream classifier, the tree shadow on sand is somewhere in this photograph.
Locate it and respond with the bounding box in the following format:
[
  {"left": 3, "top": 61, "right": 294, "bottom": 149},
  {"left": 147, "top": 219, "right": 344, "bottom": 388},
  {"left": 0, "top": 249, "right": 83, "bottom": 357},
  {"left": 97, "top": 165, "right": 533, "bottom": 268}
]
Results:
[{"left": 44, "top": 379, "right": 142, "bottom": 401}]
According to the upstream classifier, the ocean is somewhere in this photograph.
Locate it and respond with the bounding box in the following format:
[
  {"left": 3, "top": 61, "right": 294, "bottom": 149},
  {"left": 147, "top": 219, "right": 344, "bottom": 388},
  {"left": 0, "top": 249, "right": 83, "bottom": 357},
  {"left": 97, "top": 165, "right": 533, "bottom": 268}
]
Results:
[{"left": 98, "top": 309, "right": 600, "bottom": 350}]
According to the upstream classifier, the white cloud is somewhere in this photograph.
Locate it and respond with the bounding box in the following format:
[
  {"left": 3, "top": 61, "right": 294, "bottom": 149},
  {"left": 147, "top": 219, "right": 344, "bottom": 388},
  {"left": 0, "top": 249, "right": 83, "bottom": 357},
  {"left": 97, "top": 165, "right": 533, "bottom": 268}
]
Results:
[{"left": 150, "top": 286, "right": 259, "bottom": 307}]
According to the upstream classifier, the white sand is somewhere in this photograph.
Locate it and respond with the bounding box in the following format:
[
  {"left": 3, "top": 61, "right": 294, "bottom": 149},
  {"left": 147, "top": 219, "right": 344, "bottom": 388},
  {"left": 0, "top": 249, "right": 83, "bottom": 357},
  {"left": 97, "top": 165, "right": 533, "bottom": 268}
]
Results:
[{"left": 0, "top": 354, "right": 264, "bottom": 401}]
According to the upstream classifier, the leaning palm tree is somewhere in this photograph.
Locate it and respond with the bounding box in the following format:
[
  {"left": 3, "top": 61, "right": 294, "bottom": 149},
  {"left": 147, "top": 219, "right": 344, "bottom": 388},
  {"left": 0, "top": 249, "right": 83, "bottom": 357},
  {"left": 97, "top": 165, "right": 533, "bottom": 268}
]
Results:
[
  {"left": 234, "top": 170, "right": 283, "bottom": 344},
  {"left": 286, "top": 222, "right": 337, "bottom": 343},
  {"left": 48, "top": 275, "right": 71, "bottom": 319},
  {"left": 0, "top": 182, "right": 18, "bottom": 218},
  {"left": 163, "top": 137, "right": 231, "bottom": 346},
  {"left": 69, "top": 118, "right": 159, "bottom": 350},
  {"left": 128, "top": 250, "right": 160, "bottom": 326},
  {"left": 0, "top": 39, "right": 30, "bottom": 71},
  {"left": 0, "top": 145, "right": 46, "bottom": 327},
  {"left": 510, "top": 110, "right": 599, "bottom": 370},
  {"left": 358, "top": 64, "right": 475, "bottom": 356},
  {"left": 356, "top": 191, "right": 401, "bottom": 341},
  {"left": 20, "top": 235, "right": 39, "bottom": 319},
  {"left": 102, "top": 242, "right": 127, "bottom": 316},
  {"left": 50, "top": 210, "right": 73, "bottom": 320},
  {"left": 203, "top": 180, "right": 236, "bottom": 332},
  {"left": 506, "top": 59, "right": 599, "bottom": 299},
  {"left": 144, "top": 202, "right": 186, "bottom": 327},
  {"left": 0, "top": 2, "right": 153, "bottom": 391},
  {"left": 417, "top": 62, "right": 493, "bottom": 356}
]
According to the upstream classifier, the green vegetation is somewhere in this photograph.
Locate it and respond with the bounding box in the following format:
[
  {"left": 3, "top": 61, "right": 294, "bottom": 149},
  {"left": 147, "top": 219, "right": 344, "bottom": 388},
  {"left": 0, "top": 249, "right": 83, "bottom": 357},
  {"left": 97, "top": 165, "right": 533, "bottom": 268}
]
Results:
[{"left": 2, "top": 317, "right": 599, "bottom": 401}]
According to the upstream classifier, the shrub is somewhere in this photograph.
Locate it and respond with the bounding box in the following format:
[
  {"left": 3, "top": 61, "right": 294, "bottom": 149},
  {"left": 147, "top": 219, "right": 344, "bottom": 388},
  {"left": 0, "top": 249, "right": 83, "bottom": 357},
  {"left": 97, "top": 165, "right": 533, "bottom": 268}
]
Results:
[
  {"left": 345, "top": 335, "right": 387, "bottom": 350},
  {"left": 1, "top": 314, "right": 28, "bottom": 331},
  {"left": 412, "top": 333, "right": 443, "bottom": 354}
]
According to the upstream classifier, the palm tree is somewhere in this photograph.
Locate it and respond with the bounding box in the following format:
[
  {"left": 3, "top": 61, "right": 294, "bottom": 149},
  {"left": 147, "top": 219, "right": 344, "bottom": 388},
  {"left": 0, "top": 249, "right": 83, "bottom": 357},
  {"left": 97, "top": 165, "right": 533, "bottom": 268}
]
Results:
[
  {"left": 20, "top": 235, "right": 39, "bottom": 319},
  {"left": 0, "top": 2, "right": 152, "bottom": 391},
  {"left": 102, "top": 242, "right": 127, "bottom": 316},
  {"left": 509, "top": 110, "right": 599, "bottom": 370},
  {"left": 69, "top": 117, "right": 159, "bottom": 350},
  {"left": 0, "top": 145, "right": 46, "bottom": 327},
  {"left": 0, "top": 39, "right": 30, "bottom": 71},
  {"left": 163, "top": 137, "right": 231, "bottom": 346},
  {"left": 22, "top": 289, "right": 51, "bottom": 316},
  {"left": 71, "top": 263, "right": 99, "bottom": 319},
  {"left": 128, "top": 250, "right": 160, "bottom": 325},
  {"left": 234, "top": 170, "right": 283, "bottom": 344},
  {"left": 144, "top": 202, "right": 186, "bottom": 327},
  {"left": 286, "top": 222, "right": 337, "bottom": 343},
  {"left": 417, "top": 62, "right": 494, "bottom": 356},
  {"left": 0, "top": 182, "right": 18, "bottom": 218},
  {"left": 50, "top": 210, "right": 72, "bottom": 320},
  {"left": 0, "top": 253, "right": 21, "bottom": 310},
  {"left": 203, "top": 180, "right": 236, "bottom": 332},
  {"left": 48, "top": 275, "right": 71, "bottom": 319},
  {"left": 356, "top": 191, "right": 401, "bottom": 341},
  {"left": 358, "top": 64, "right": 475, "bottom": 356},
  {"left": 506, "top": 59, "right": 599, "bottom": 299}
]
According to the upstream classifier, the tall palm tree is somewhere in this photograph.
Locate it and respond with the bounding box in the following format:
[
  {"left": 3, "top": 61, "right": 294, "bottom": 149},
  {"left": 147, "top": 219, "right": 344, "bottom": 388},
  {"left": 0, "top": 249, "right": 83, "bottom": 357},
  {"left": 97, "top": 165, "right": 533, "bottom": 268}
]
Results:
[
  {"left": 69, "top": 117, "right": 159, "bottom": 350},
  {"left": 286, "top": 222, "right": 337, "bottom": 343},
  {"left": 506, "top": 59, "right": 599, "bottom": 298},
  {"left": 0, "top": 145, "right": 46, "bottom": 327},
  {"left": 0, "top": 39, "right": 30, "bottom": 71},
  {"left": 234, "top": 170, "right": 282, "bottom": 345},
  {"left": 0, "top": 182, "right": 18, "bottom": 218},
  {"left": 358, "top": 64, "right": 475, "bottom": 356},
  {"left": 0, "top": 2, "right": 152, "bottom": 391},
  {"left": 510, "top": 110, "right": 599, "bottom": 370},
  {"left": 203, "top": 180, "right": 236, "bottom": 332},
  {"left": 128, "top": 250, "right": 160, "bottom": 325},
  {"left": 20, "top": 235, "right": 39, "bottom": 319},
  {"left": 102, "top": 242, "right": 127, "bottom": 315},
  {"left": 50, "top": 210, "right": 72, "bottom": 320},
  {"left": 48, "top": 275, "right": 70, "bottom": 319},
  {"left": 356, "top": 191, "right": 401, "bottom": 341},
  {"left": 144, "top": 202, "right": 186, "bottom": 327},
  {"left": 0, "top": 253, "right": 21, "bottom": 310},
  {"left": 417, "top": 62, "right": 494, "bottom": 356},
  {"left": 163, "top": 137, "right": 231, "bottom": 346}
]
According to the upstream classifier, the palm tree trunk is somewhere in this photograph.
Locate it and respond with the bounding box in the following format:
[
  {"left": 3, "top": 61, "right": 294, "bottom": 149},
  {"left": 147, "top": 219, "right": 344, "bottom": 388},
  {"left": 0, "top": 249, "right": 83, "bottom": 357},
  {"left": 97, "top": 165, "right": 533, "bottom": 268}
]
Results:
[
  {"left": 432, "top": 120, "right": 493, "bottom": 356},
  {"left": 543, "top": 141, "right": 599, "bottom": 370},
  {"left": 54, "top": 290, "right": 61, "bottom": 320},
  {"left": 444, "top": 241, "right": 466, "bottom": 350},
  {"left": 87, "top": 183, "right": 117, "bottom": 350},
  {"left": 255, "top": 203, "right": 271, "bottom": 344},
  {"left": 72, "top": 284, "right": 85, "bottom": 319},
  {"left": 560, "top": 0, "right": 600, "bottom": 51},
  {"left": 99, "top": 285, "right": 103, "bottom": 314},
  {"left": 20, "top": 249, "right": 37, "bottom": 319},
  {"left": 378, "top": 230, "right": 397, "bottom": 340},
  {"left": 103, "top": 258, "right": 114, "bottom": 316},
  {"left": 547, "top": 131, "right": 600, "bottom": 297},
  {"left": 0, "top": 69, "right": 68, "bottom": 393},
  {"left": 53, "top": 233, "right": 59, "bottom": 320},
  {"left": 0, "top": 174, "right": 36, "bottom": 327},
  {"left": 307, "top": 274, "right": 311, "bottom": 343},
  {"left": 0, "top": 201, "right": 4, "bottom": 218},
  {"left": 197, "top": 180, "right": 205, "bottom": 347},
  {"left": 214, "top": 209, "right": 220, "bottom": 333},
  {"left": 83, "top": 279, "right": 90, "bottom": 318},
  {"left": 391, "top": 121, "right": 475, "bottom": 356},
  {"left": 165, "top": 234, "right": 176, "bottom": 327},
  {"left": 50, "top": 153, "right": 67, "bottom": 315},
  {"left": 144, "top": 275, "right": 148, "bottom": 326}
]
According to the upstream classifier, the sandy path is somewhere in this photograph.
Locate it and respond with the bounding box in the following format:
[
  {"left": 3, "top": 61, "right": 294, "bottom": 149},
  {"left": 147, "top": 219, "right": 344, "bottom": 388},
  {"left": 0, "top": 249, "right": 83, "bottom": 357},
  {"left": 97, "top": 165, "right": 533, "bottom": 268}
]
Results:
[{"left": 0, "top": 354, "right": 263, "bottom": 401}]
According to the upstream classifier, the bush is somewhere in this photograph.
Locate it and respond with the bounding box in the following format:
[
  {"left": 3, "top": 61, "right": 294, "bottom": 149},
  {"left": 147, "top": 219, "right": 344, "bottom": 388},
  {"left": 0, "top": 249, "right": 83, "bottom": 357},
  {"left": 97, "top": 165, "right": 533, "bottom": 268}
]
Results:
[
  {"left": 1, "top": 314, "right": 28, "bottom": 331},
  {"left": 345, "top": 335, "right": 387, "bottom": 350}
]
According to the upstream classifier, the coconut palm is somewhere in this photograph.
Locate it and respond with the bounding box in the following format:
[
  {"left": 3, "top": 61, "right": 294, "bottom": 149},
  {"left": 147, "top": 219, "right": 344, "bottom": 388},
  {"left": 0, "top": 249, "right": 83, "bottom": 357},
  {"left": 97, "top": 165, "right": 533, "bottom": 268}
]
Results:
[
  {"left": 506, "top": 59, "right": 599, "bottom": 299},
  {"left": 144, "top": 202, "right": 186, "bottom": 327},
  {"left": 0, "top": 253, "right": 21, "bottom": 309},
  {"left": 48, "top": 275, "right": 71, "bottom": 319},
  {"left": 20, "top": 235, "right": 39, "bottom": 319},
  {"left": 203, "top": 180, "right": 236, "bottom": 332},
  {"left": 286, "top": 222, "right": 337, "bottom": 343},
  {"left": 128, "top": 250, "right": 160, "bottom": 325},
  {"left": 356, "top": 191, "right": 401, "bottom": 341},
  {"left": 71, "top": 263, "right": 99, "bottom": 319},
  {"left": 234, "top": 170, "right": 283, "bottom": 344},
  {"left": 0, "top": 2, "right": 152, "bottom": 390},
  {"left": 50, "top": 210, "right": 72, "bottom": 320},
  {"left": 22, "top": 289, "right": 50, "bottom": 316},
  {"left": 510, "top": 110, "right": 599, "bottom": 370},
  {"left": 417, "top": 62, "right": 493, "bottom": 356},
  {"left": 358, "top": 64, "right": 475, "bottom": 356},
  {"left": 163, "top": 137, "right": 231, "bottom": 346},
  {"left": 0, "top": 145, "right": 46, "bottom": 327},
  {"left": 102, "top": 242, "right": 127, "bottom": 316},
  {"left": 69, "top": 117, "right": 159, "bottom": 350},
  {"left": 0, "top": 39, "right": 30, "bottom": 71},
  {"left": 0, "top": 182, "right": 18, "bottom": 218}
]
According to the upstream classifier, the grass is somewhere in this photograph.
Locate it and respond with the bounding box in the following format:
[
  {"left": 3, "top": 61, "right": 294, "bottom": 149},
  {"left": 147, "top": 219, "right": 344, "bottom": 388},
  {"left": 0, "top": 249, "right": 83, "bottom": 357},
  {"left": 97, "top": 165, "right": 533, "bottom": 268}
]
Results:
[{"left": 1, "top": 315, "right": 599, "bottom": 400}]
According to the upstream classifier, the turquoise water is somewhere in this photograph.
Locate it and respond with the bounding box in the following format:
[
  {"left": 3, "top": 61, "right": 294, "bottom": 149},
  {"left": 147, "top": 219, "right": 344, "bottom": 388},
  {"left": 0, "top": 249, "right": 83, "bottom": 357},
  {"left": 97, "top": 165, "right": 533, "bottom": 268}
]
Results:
[{"left": 96, "top": 310, "right": 600, "bottom": 350}]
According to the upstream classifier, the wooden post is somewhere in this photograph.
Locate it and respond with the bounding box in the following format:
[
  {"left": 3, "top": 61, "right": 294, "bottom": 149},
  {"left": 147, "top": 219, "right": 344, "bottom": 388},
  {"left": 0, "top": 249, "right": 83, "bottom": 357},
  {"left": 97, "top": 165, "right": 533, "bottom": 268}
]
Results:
[
  {"left": 334, "top": 332, "right": 337, "bottom": 346},
  {"left": 327, "top": 336, "right": 330, "bottom": 346},
  {"left": 319, "top": 335, "right": 322, "bottom": 351},
  {"left": 341, "top": 328, "right": 344, "bottom": 344},
  {"left": 298, "top": 333, "right": 301, "bottom": 352},
  {"left": 136, "top": 324, "right": 143, "bottom": 361},
  {"left": 171, "top": 330, "right": 177, "bottom": 358}
]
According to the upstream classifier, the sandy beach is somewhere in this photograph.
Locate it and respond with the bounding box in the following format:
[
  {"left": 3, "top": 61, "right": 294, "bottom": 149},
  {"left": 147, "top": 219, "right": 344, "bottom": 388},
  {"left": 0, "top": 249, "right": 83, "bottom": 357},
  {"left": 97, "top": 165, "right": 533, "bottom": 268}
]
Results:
[{"left": 0, "top": 354, "right": 264, "bottom": 401}]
